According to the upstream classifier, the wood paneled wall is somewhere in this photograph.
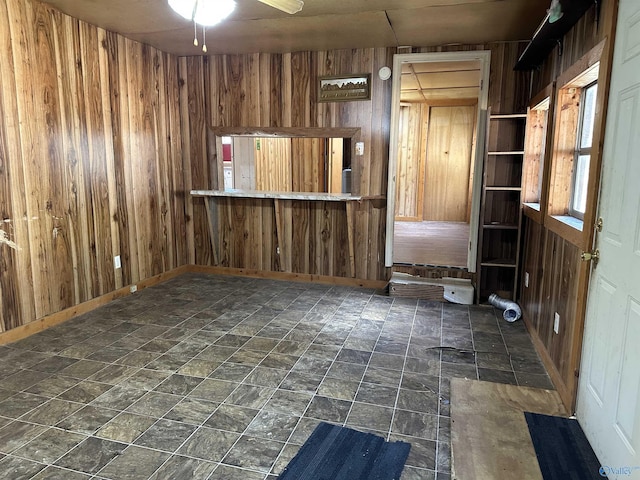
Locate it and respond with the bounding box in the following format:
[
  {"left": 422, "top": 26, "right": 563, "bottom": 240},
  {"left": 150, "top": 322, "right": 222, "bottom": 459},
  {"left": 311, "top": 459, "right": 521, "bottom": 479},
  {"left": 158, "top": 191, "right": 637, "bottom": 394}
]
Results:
[
  {"left": 395, "top": 104, "right": 427, "bottom": 220},
  {"left": 181, "top": 49, "right": 395, "bottom": 281},
  {"left": 518, "top": 0, "right": 615, "bottom": 410},
  {"left": 0, "top": 0, "right": 189, "bottom": 332},
  {"left": 0, "top": 0, "right": 535, "bottom": 333}
]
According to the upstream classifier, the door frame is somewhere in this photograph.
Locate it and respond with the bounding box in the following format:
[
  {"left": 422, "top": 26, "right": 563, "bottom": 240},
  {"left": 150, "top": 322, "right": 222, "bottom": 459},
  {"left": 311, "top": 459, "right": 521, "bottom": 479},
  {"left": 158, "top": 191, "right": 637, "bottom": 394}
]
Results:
[{"left": 384, "top": 51, "right": 491, "bottom": 271}]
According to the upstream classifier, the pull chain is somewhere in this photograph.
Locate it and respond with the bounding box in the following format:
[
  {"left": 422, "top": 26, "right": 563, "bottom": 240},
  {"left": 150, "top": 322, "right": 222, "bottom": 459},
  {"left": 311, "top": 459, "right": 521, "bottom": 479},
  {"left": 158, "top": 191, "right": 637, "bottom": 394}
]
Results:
[
  {"left": 193, "top": 19, "right": 198, "bottom": 46},
  {"left": 202, "top": 26, "right": 207, "bottom": 53}
]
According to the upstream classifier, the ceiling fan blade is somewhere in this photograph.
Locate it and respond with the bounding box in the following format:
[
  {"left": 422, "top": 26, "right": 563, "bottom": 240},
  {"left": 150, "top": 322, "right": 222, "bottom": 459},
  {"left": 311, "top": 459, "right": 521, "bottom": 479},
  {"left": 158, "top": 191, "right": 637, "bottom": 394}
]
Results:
[{"left": 257, "top": 0, "right": 303, "bottom": 14}]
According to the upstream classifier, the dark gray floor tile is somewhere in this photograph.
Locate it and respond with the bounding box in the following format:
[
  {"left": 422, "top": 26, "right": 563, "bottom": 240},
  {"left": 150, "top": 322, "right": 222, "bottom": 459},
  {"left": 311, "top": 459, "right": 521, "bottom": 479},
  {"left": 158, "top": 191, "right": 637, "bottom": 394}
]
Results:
[
  {"left": 317, "top": 377, "right": 359, "bottom": 401},
  {"left": 264, "top": 390, "right": 312, "bottom": 416},
  {"left": 126, "top": 391, "right": 182, "bottom": 417},
  {"left": 222, "top": 435, "right": 284, "bottom": 473},
  {"left": 164, "top": 397, "right": 219, "bottom": 425},
  {"left": 475, "top": 352, "right": 512, "bottom": 370},
  {"left": 209, "top": 464, "right": 266, "bottom": 480},
  {"left": 189, "top": 379, "right": 238, "bottom": 402},
  {"left": 390, "top": 434, "right": 436, "bottom": 470},
  {"left": 177, "top": 427, "right": 239, "bottom": 462},
  {"left": 305, "top": 396, "right": 351, "bottom": 423},
  {"left": 56, "top": 406, "right": 119, "bottom": 435},
  {"left": 401, "top": 372, "right": 440, "bottom": 392},
  {"left": 210, "top": 363, "right": 254, "bottom": 382},
  {"left": 60, "top": 360, "right": 108, "bottom": 380},
  {"left": 144, "top": 353, "right": 190, "bottom": 372},
  {"left": 440, "top": 362, "right": 477, "bottom": 379},
  {"left": 363, "top": 366, "right": 403, "bottom": 387},
  {"left": 245, "top": 410, "right": 299, "bottom": 442},
  {"left": 396, "top": 389, "right": 440, "bottom": 414},
  {"left": 401, "top": 466, "right": 436, "bottom": 480},
  {"left": 91, "top": 385, "right": 147, "bottom": 411},
  {"left": 205, "top": 404, "right": 259, "bottom": 433},
  {"left": 335, "top": 348, "right": 371, "bottom": 365},
  {"left": 149, "top": 455, "right": 217, "bottom": 480},
  {"left": 510, "top": 355, "right": 547, "bottom": 374},
  {"left": 0, "top": 421, "right": 48, "bottom": 453},
  {"left": 30, "top": 356, "right": 78, "bottom": 374},
  {"left": 88, "top": 365, "right": 136, "bottom": 385},
  {"left": 436, "top": 440, "right": 451, "bottom": 473},
  {"left": 325, "top": 361, "right": 366, "bottom": 382},
  {"left": 291, "top": 355, "right": 333, "bottom": 376},
  {"left": 154, "top": 373, "right": 203, "bottom": 395},
  {"left": 177, "top": 359, "right": 222, "bottom": 378},
  {"left": 354, "top": 382, "right": 398, "bottom": 407},
  {"left": 96, "top": 412, "right": 156, "bottom": 443},
  {"left": 288, "top": 417, "right": 322, "bottom": 446},
  {"left": 224, "top": 385, "right": 274, "bottom": 409},
  {"left": 134, "top": 419, "right": 197, "bottom": 452},
  {"left": 242, "top": 337, "right": 280, "bottom": 353},
  {"left": 272, "top": 442, "right": 299, "bottom": 475},
  {"left": 123, "top": 369, "right": 171, "bottom": 391},
  {"left": 19, "top": 399, "right": 83, "bottom": 426},
  {"left": 346, "top": 403, "right": 393, "bottom": 432},
  {"left": 243, "top": 366, "right": 288, "bottom": 388},
  {"left": 57, "top": 381, "right": 112, "bottom": 404},
  {"left": 98, "top": 445, "right": 169, "bottom": 479},
  {"left": 278, "top": 373, "right": 319, "bottom": 396},
  {"left": 477, "top": 367, "right": 518, "bottom": 385},
  {"left": 514, "top": 371, "right": 554, "bottom": 389},
  {"left": 32, "top": 466, "right": 92, "bottom": 479},
  {"left": 13, "top": 427, "right": 86, "bottom": 463},
  {"left": 405, "top": 356, "right": 440, "bottom": 376},
  {"left": 25, "top": 375, "right": 79, "bottom": 397},
  {"left": 0, "top": 392, "right": 48, "bottom": 418},
  {"left": 1, "top": 370, "right": 50, "bottom": 392},
  {"left": 392, "top": 410, "right": 438, "bottom": 440},
  {"left": 55, "top": 436, "right": 126, "bottom": 474},
  {"left": 0, "top": 455, "right": 46, "bottom": 479}
]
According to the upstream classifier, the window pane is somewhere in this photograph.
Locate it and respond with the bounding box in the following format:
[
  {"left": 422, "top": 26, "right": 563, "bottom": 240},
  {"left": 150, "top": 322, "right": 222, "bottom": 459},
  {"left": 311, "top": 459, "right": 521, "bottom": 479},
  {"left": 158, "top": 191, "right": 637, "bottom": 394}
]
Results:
[
  {"left": 580, "top": 83, "right": 598, "bottom": 148},
  {"left": 572, "top": 154, "right": 590, "bottom": 214}
]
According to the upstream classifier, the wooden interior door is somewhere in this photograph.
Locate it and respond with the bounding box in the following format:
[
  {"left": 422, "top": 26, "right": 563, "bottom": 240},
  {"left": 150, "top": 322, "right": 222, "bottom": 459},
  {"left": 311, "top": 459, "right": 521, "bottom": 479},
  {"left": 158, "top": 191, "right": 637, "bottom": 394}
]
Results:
[{"left": 577, "top": 0, "right": 640, "bottom": 471}]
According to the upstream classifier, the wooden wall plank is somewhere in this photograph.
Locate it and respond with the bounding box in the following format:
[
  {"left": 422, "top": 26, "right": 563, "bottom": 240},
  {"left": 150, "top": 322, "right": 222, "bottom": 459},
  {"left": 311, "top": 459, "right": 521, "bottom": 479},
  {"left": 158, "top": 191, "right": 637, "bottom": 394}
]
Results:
[{"left": 1, "top": 0, "right": 189, "bottom": 333}]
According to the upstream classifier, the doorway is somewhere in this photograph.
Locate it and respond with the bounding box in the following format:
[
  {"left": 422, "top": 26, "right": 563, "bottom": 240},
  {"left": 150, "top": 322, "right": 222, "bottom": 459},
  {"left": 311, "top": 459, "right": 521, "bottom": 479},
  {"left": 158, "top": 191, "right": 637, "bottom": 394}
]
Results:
[{"left": 385, "top": 51, "right": 491, "bottom": 271}]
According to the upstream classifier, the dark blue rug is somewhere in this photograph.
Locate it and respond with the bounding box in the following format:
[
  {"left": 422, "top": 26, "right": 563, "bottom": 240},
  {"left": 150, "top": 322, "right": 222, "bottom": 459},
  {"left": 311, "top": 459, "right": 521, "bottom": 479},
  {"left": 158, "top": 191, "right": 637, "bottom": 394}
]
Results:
[
  {"left": 277, "top": 422, "right": 411, "bottom": 480},
  {"left": 524, "top": 412, "right": 605, "bottom": 480}
]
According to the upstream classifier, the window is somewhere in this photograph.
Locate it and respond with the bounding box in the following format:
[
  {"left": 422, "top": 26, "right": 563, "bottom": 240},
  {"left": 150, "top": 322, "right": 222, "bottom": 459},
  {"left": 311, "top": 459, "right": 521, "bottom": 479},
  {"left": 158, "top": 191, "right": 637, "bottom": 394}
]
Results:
[
  {"left": 569, "top": 82, "right": 597, "bottom": 218},
  {"left": 522, "top": 84, "right": 553, "bottom": 222}
]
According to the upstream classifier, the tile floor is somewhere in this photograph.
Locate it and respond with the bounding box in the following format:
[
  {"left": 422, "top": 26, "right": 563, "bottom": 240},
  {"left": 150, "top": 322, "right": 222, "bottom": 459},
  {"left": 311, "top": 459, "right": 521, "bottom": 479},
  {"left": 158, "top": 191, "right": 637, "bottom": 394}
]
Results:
[{"left": 0, "top": 273, "right": 553, "bottom": 480}]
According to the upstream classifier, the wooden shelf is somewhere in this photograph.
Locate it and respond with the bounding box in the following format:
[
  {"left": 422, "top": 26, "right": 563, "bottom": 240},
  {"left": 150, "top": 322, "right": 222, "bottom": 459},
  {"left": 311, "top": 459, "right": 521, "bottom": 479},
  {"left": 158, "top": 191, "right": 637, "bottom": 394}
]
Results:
[
  {"left": 477, "top": 110, "right": 526, "bottom": 302},
  {"left": 485, "top": 186, "right": 522, "bottom": 191},
  {"left": 482, "top": 224, "right": 519, "bottom": 230}
]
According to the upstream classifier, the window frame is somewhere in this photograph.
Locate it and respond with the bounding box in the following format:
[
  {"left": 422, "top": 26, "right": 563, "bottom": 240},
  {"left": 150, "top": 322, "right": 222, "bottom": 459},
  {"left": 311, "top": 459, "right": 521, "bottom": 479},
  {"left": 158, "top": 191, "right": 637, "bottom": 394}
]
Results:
[
  {"left": 544, "top": 39, "right": 606, "bottom": 248},
  {"left": 522, "top": 83, "right": 555, "bottom": 224},
  {"left": 568, "top": 81, "right": 598, "bottom": 219}
]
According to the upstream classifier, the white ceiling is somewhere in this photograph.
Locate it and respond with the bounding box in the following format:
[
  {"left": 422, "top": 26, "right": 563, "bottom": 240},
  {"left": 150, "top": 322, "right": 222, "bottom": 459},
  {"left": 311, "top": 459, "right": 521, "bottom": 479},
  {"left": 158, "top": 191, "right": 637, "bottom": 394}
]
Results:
[{"left": 41, "top": 0, "right": 549, "bottom": 56}]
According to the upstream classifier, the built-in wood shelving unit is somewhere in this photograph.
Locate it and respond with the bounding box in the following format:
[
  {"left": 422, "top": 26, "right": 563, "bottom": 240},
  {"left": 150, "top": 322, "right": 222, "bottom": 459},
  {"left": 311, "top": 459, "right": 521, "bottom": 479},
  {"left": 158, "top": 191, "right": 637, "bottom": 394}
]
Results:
[{"left": 477, "top": 112, "right": 527, "bottom": 302}]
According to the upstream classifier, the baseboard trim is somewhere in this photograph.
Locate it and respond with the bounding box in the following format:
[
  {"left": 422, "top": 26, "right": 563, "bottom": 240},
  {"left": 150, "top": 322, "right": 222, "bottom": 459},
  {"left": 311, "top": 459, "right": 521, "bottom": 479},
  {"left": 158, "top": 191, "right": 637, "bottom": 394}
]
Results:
[
  {"left": 0, "top": 265, "right": 190, "bottom": 346},
  {"left": 0, "top": 265, "right": 387, "bottom": 345},
  {"left": 187, "top": 265, "right": 388, "bottom": 290}
]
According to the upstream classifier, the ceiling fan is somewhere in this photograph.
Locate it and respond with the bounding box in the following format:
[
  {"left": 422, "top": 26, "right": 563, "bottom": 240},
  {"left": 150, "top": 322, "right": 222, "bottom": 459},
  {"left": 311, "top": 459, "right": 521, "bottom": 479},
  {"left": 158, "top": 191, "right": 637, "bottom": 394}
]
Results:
[{"left": 169, "top": 0, "right": 303, "bottom": 51}]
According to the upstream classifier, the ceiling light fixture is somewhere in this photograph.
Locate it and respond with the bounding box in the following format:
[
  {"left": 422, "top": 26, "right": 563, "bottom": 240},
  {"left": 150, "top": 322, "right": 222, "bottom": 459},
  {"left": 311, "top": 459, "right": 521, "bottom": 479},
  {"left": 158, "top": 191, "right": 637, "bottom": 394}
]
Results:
[
  {"left": 168, "top": 0, "right": 236, "bottom": 52},
  {"left": 547, "top": 0, "right": 564, "bottom": 23}
]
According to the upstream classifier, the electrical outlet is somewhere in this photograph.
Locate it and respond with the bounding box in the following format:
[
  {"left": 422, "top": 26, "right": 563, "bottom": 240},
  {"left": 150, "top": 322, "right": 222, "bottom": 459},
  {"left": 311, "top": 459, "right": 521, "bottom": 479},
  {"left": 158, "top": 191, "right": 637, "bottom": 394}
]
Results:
[
  {"left": 114, "top": 255, "right": 121, "bottom": 269},
  {"left": 276, "top": 246, "right": 280, "bottom": 255},
  {"left": 355, "top": 142, "right": 364, "bottom": 156},
  {"left": 524, "top": 272, "right": 529, "bottom": 288},
  {"left": 130, "top": 285, "right": 137, "bottom": 293},
  {"left": 554, "top": 312, "right": 560, "bottom": 334}
]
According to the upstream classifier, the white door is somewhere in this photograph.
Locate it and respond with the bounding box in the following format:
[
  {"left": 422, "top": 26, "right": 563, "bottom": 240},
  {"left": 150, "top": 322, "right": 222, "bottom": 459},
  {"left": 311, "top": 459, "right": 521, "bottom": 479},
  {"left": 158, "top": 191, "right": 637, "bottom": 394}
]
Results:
[{"left": 577, "top": 0, "right": 640, "bottom": 477}]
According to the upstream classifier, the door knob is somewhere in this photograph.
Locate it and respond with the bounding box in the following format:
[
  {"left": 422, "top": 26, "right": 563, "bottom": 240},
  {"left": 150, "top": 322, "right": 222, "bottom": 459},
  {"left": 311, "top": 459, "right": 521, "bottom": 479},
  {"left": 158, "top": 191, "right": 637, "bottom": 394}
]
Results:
[{"left": 581, "top": 250, "right": 600, "bottom": 262}]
